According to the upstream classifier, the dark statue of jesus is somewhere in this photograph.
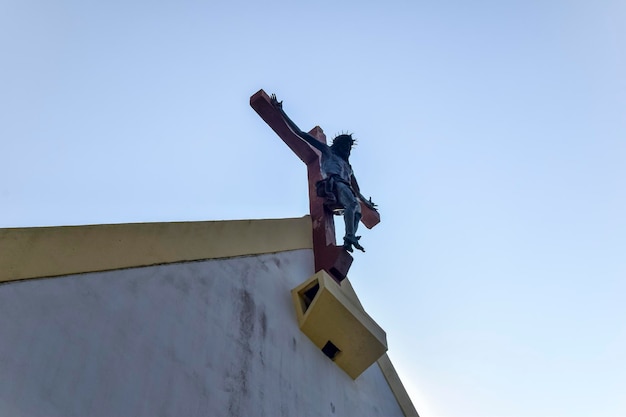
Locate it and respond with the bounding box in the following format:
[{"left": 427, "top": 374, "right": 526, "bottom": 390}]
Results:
[{"left": 270, "top": 94, "right": 377, "bottom": 253}]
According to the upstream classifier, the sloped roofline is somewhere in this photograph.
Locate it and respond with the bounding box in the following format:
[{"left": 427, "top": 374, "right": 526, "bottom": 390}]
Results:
[{"left": 0, "top": 216, "right": 313, "bottom": 283}]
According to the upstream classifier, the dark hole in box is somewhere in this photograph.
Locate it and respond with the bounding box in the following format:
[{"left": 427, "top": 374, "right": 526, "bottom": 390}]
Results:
[
  {"left": 322, "top": 340, "right": 341, "bottom": 361},
  {"left": 301, "top": 282, "right": 320, "bottom": 311}
]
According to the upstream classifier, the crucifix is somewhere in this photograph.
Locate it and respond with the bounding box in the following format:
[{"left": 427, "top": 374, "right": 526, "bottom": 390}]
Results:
[{"left": 250, "top": 89, "right": 380, "bottom": 283}]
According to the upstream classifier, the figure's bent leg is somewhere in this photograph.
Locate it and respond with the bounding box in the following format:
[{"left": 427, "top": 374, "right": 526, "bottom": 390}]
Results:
[
  {"left": 346, "top": 204, "right": 363, "bottom": 252},
  {"left": 336, "top": 183, "right": 364, "bottom": 252},
  {"left": 353, "top": 206, "right": 362, "bottom": 236}
]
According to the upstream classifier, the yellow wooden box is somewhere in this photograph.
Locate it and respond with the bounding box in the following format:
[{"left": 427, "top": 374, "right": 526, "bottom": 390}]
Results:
[{"left": 291, "top": 270, "right": 388, "bottom": 379}]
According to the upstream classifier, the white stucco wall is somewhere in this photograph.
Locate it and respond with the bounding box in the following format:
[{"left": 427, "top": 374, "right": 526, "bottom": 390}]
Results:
[{"left": 0, "top": 249, "right": 404, "bottom": 417}]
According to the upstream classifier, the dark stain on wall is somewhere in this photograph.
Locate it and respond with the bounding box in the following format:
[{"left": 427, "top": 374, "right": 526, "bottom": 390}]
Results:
[
  {"left": 260, "top": 310, "right": 267, "bottom": 340},
  {"left": 227, "top": 287, "right": 256, "bottom": 417}
]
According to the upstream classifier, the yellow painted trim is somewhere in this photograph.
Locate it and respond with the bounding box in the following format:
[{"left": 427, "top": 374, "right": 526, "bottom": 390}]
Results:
[
  {"left": 0, "top": 216, "right": 313, "bottom": 283},
  {"left": 377, "top": 354, "right": 420, "bottom": 417}
]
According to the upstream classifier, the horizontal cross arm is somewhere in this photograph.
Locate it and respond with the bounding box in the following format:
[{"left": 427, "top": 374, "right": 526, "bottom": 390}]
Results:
[
  {"left": 250, "top": 89, "right": 318, "bottom": 165},
  {"left": 360, "top": 201, "right": 380, "bottom": 229}
]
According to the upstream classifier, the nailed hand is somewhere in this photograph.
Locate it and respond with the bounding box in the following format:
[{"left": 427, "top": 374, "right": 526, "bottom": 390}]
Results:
[{"left": 270, "top": 94, "right": 283, "bottom": 109}]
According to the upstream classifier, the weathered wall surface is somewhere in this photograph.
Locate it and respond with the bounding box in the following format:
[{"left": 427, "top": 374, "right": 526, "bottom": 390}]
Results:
[{"left": 0, "top": 249, "right": 404, "bottom": 417}]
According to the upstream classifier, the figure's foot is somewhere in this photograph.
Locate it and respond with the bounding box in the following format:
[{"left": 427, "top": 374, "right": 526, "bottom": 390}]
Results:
[{"left": 343, "top": 235, "right": 364, "bottom": 252}]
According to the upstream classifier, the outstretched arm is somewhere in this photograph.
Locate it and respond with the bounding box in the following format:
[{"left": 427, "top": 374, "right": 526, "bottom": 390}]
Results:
[
  {"left": 351, "top": 175, "right": 378, "bottom": 211},
  {"left": 270, "top": 94, "right": 329, "bottom": 154}
]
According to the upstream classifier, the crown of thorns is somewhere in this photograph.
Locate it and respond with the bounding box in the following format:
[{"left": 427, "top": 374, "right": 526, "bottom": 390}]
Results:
[{"left": 331, "top": 131, "right": 357, "bottom": 147}]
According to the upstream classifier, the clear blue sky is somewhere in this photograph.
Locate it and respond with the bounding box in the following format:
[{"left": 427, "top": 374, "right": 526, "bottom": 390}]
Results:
[{"left": 2, "top": 1, "right": 625, "bottom": 416}]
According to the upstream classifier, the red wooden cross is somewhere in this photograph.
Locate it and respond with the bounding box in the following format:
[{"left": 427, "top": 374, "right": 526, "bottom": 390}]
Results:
[{"left": 250, "top": 89, "right": 380, "bottom": 283}]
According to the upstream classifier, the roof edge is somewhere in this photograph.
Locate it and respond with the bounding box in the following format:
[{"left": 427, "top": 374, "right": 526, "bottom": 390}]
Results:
[
  {"left": 0, "top": 216, "right": 313, "bottom": 283},
  {"left": 377, "top": 354, "right": 420, "bottom": 417}
]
